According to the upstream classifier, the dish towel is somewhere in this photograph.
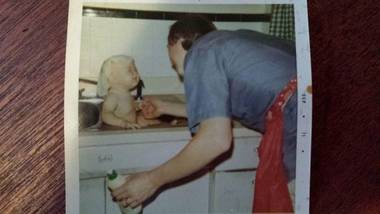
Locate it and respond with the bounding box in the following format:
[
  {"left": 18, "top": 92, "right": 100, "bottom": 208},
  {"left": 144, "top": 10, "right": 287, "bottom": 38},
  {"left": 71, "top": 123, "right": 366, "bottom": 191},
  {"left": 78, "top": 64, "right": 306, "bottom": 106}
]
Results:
[{"left": 253, "top": 78, "right": 297, "bottom": 213}]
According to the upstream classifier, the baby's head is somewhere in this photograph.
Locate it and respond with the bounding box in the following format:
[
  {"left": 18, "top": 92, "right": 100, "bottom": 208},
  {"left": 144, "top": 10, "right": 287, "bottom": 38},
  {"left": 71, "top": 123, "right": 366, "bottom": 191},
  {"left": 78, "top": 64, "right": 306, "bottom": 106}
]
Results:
[{"left": 97, "top": 55, "right": 140, "bottom": 97}]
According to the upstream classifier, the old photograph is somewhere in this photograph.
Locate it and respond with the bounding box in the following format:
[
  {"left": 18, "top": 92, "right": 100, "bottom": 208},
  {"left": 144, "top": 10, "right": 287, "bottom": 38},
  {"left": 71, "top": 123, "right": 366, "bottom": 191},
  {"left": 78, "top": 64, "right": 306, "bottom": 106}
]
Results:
[{"left": 65, "top": 1, "right": 312, "bottom": 213}]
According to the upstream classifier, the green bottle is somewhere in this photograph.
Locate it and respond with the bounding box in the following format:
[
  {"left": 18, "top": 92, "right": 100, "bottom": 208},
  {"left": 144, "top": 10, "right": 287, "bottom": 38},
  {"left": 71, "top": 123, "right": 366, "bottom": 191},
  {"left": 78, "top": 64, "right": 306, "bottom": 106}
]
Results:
[{"left": 107, "top": 170, "right": 143, "bottom": 214}]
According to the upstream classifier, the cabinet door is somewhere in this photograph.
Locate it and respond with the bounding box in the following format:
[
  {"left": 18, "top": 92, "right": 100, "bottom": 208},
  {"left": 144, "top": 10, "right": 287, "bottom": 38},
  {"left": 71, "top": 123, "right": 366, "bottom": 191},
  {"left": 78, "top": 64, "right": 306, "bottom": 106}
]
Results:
[
  {"left": 145, "top": 173, "right": 209, "bottom": 214},
  {"left": 215, "top": 137, "right": 260, "bottom": 171},
  {"left": 80, "top": 177, "right": 106, "bottom": 214},
  {"left": 212, "top": 171, "right": 256, "bottom": 214},
  {"left": 105, "top": 173, "right": 210, "bottom": 214}
]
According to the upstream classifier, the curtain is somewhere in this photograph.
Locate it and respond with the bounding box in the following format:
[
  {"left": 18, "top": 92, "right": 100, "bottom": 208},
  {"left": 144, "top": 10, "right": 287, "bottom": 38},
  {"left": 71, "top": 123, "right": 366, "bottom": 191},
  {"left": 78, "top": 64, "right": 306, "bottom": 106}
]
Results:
[{"left": 269, "top": 4, "right": 295, "bottom": 41}]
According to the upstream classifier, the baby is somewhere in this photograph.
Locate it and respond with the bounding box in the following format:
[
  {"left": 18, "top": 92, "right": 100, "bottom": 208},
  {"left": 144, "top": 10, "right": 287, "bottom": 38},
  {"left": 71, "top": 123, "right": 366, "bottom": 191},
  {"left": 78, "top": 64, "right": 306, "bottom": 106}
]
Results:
[{"left": 97, "top": 55, "right": 159, "bottom": 129}]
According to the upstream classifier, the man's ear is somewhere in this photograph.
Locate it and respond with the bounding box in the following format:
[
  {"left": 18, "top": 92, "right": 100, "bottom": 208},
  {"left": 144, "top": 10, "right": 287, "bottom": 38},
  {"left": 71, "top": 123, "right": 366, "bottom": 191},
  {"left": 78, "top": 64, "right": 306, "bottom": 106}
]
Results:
[{"left": 181, "top": 39, "right": 192, "bottom": 51}]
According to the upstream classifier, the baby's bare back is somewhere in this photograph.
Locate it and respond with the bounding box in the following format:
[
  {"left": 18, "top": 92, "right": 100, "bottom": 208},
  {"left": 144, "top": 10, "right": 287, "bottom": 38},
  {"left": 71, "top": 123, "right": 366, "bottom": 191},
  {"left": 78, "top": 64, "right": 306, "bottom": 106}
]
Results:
[
  {"left": 114, "top": 98, "right": 136, "bottom": 122},
  {"left": 109, "top": 94, "right": 136, "bottom": 122},
  {"left": 101, "top": 93, "right": 139, "bottom": 129}
]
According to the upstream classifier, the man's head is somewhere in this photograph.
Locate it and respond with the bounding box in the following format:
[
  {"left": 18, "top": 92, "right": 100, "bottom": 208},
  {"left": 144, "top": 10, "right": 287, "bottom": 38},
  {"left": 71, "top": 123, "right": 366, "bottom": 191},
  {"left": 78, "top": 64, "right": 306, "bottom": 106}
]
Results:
[{"left": 167, "top": 14, "right": 216, "bottom": 78}]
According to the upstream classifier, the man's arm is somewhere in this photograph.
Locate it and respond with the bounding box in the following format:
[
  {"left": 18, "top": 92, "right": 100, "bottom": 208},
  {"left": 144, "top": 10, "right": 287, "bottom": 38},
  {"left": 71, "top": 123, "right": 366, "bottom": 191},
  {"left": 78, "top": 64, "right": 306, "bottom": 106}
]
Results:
[
  {"left": 141, "top": 97, "right": 187, "bottom": 118},
  {"left": 159, "top": 101, "right": 187, "bottom": 118},
  {"left": 112, "top": 117, "right": 232, "bottom": 206},
  {"left": 150, "top": 117, "right": 231, "bottom": 184}
]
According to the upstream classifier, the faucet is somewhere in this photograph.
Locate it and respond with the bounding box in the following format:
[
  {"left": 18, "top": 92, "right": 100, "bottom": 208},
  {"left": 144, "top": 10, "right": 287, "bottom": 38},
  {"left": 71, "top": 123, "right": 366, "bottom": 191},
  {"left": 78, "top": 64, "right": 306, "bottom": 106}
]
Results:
[{"left": 79, "top": 88, "right": 85, "bottom": 99}]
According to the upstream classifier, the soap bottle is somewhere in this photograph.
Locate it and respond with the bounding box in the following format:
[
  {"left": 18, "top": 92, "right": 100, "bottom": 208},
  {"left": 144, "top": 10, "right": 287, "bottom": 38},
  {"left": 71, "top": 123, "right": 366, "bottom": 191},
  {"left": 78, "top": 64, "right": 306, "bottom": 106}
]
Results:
[{"left": 107, "top": 170, "right": 143, "bottom": 214}]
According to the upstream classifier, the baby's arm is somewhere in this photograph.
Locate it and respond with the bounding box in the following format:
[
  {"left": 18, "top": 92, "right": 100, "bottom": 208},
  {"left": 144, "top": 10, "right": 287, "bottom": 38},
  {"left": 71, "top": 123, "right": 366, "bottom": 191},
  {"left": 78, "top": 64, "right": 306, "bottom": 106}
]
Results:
[{"left": 102, "top": 95, "right": 140, "bottom": 129}]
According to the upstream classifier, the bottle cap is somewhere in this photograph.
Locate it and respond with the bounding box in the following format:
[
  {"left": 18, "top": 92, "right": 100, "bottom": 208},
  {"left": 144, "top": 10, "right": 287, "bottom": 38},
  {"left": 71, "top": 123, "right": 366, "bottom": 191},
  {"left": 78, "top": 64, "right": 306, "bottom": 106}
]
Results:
[{"left": 107, "top": 169, "right": 118, "bottom": 180}]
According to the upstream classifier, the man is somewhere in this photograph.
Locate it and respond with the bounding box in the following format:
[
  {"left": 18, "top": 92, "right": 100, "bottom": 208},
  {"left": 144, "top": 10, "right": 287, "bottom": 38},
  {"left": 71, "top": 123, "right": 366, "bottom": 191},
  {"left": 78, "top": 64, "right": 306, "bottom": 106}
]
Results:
[{"left": 112, "top": 14, "right": 297, "bottom": 211}]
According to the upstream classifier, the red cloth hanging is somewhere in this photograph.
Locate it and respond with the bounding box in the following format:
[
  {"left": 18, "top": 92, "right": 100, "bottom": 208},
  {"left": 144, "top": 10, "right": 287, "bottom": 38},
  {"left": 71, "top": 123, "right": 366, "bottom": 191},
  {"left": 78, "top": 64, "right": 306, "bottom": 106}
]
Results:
[{"left": 253, "top": 79, "right": 297, "bottom": 213}]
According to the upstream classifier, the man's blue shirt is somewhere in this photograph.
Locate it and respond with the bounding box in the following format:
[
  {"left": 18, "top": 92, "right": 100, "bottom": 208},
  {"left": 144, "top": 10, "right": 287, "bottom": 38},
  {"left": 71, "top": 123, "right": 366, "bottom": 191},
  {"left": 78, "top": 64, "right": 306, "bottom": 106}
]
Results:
[{"left": 183, "top": 30, "right": 297, "bottom": 180}]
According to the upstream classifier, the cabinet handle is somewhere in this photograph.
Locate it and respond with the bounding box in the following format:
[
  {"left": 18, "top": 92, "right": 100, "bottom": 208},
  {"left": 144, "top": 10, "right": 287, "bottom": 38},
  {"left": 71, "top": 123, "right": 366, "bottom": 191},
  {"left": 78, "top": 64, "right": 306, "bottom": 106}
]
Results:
[{"left": 97, "top": 154, "right": 113, "bottom": 163}]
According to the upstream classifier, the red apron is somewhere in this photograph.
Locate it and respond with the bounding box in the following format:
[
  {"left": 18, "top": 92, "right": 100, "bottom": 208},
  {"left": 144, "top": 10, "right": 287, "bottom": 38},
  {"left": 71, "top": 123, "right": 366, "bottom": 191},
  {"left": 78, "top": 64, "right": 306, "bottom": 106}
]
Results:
[{"left": 253, "top": 78, "right": 297, "bottom": 213}]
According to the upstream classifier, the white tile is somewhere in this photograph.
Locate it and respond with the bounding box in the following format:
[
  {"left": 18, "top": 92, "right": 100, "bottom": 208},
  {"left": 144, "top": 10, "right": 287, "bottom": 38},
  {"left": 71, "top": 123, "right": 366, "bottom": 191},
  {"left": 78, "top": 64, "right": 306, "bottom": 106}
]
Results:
[
  {"left": 79, "top": 57, "right": 91, "bottom": 77},
  {"left": 79, "top": 31, "right": 91, "bottom": 61},
  {"left": 89, "top": 56, "right": 103, "bottom": 78},
  {"left": 90, "top": 17, "right": 114, "bottom": 38},
  {"left": 80, "top": 17, "right": 195, "bottom": 78},
  {"left": 81, "top": 16, "right": 91, "bottom": 39}
]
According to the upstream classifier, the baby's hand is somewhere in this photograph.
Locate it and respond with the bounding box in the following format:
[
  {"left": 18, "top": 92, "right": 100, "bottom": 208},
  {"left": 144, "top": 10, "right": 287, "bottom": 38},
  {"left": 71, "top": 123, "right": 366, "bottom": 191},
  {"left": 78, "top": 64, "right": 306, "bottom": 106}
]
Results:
[
  {"left": 137, "top": 114, "right": 160, "bottom": 127},
  {"left": 122, "top": 121, "right": 141, "bottom": 129},
  {"left": 141, "top": 97, "right": 163, "bottom": 119}
]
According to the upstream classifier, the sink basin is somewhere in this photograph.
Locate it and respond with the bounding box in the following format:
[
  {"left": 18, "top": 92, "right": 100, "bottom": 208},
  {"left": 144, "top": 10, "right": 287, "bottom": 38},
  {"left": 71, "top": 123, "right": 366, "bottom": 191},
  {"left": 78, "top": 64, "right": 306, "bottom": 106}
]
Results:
[
  {"left": 78, "top": 94, "right": 244, "bottom": 132},
  {"left": 79, "top": 99, "right": 103, "bottom": 130},
  {"left": 78, "top": 95, "right": 188, "bottom": 131}
]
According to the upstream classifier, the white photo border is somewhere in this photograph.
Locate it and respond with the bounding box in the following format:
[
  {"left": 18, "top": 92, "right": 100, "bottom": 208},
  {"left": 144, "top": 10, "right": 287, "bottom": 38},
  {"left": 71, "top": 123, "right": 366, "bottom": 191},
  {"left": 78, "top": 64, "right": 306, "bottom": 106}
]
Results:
[{"left": 64, "top": 0, "right": 312, "bottom": 213}]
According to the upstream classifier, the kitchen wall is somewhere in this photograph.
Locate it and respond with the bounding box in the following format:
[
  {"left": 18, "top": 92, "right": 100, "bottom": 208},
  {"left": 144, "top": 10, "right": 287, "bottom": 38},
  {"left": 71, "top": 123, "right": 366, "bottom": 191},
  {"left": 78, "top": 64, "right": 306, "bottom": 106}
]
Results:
[{"left": 79, "top": 4, "right": 271, "bottom": 96}]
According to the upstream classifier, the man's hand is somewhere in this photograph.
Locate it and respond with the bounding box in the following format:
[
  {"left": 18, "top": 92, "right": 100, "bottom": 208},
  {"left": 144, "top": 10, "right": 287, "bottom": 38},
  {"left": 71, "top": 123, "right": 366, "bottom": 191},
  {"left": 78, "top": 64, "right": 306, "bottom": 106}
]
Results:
[
  {"left": 142, "top": 96, "right": 188, "bottom": 118},
  {"left": 112, "top": 171, "right": 160, "bottom": 208}
]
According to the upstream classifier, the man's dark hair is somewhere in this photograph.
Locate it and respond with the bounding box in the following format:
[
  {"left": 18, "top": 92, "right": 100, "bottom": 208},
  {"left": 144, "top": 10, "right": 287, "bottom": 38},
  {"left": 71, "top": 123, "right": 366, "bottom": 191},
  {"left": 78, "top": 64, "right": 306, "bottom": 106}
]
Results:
[{"left": 168, "top": 14, "right": 217, "bottom": 50}]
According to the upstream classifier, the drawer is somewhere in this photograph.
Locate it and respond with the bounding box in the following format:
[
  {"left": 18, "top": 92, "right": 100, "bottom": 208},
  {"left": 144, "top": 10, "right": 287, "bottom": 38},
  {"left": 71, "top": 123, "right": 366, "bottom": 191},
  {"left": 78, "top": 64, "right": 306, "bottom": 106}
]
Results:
[
  {"left": 79, "top": 141, "right": 187, "bottom": 178},
  {"left": 79, "top": 132, "right": 260, "bottom": 178}
]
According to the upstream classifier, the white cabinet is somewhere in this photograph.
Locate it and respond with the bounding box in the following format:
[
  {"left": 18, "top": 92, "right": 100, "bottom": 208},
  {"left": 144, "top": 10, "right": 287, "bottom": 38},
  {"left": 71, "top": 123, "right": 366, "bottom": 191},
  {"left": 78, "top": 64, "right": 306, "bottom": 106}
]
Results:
[
  {"left": 79, "top": 127, "right": 261, "bottom": 214},
  {"left": 80, "top": 171, "right": 256, "bottom": 214},
  {"left": 86, "top": 173, "right": 209, "bottom": 214},
  {"left": 212, "top": 171, "right": 256, "bottom": 214},
  {"left": 143, "top": 173, "right": 210, "bottom": 214},
  {"left": 215, "top": 137, "right": 259, "bottom": 171},
  {"left": 80, "top": 177, "right": 106, "bottom": 214},
  {"left": 79, "top": 141, "right": 187, "bottom": 178}
]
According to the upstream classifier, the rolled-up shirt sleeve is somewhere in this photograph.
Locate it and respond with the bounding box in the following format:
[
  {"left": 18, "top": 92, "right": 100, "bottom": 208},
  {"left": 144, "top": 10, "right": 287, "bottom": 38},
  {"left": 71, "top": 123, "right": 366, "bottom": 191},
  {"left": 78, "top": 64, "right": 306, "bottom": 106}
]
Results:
[{"left": 184, "top": 47, "right": 231, "bottom": 134}]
